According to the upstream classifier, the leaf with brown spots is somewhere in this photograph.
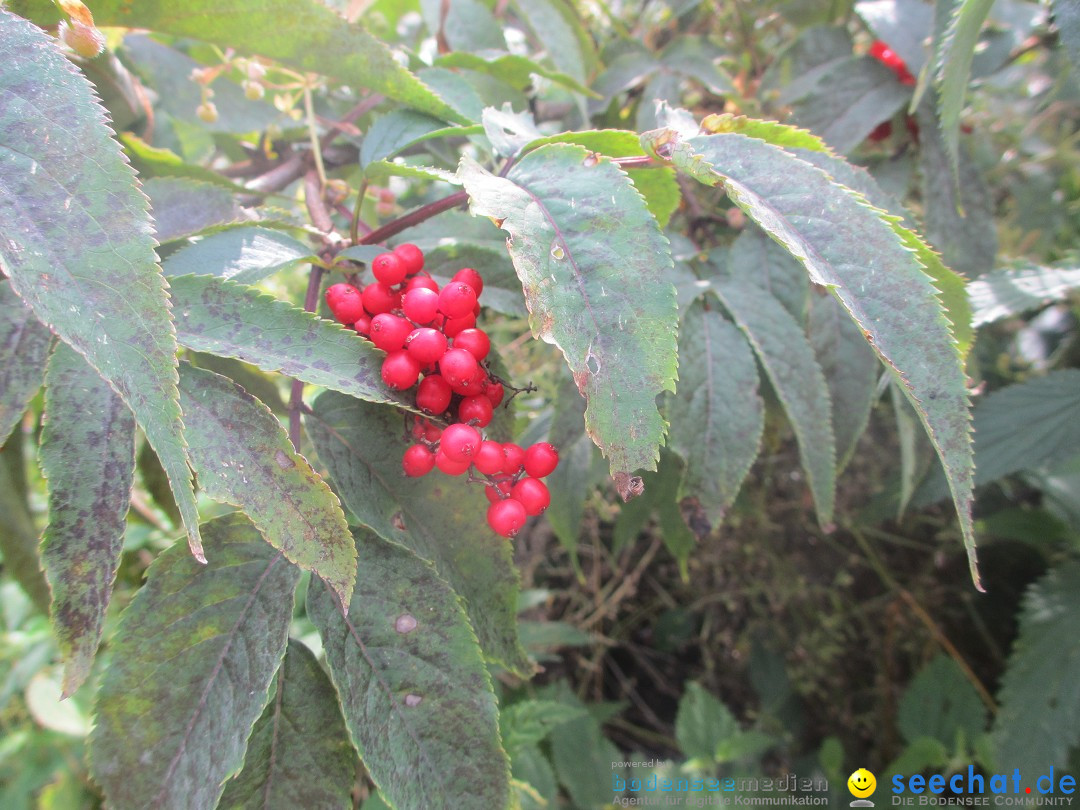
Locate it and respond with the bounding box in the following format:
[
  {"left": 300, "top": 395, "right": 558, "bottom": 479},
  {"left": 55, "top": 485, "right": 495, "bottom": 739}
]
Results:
[
  {"left": 0, "top": 279, "right": 52, "bottom": 447},
  {"left": 177, "top": 363, "right": 356, "bottom": 606},
  {"left": 39, "top": 344, "right": 136, "bottom": 698},
  {"left": 308, "top": 529, "right": 510, "bottom": 810}
]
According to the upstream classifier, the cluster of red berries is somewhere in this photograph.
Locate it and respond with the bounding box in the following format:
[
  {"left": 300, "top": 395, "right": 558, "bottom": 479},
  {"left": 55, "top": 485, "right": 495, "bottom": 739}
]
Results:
[
  {"left": 325, "top": 242, "right": 559, "bottom": 538},
  {"left": 869, "top": 39, "right": 915, "bottom": 86}
]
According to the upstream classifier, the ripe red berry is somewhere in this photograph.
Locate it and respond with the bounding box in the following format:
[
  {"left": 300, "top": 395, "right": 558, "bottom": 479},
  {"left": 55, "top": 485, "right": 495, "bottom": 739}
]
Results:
[
  {"left": 473, "top": 440, "right": 505, "bottom": 476},
  {"left": 402, "top": 444, "right": 436, "bottom": 477},
  {"left": 362, "top": 282, "right": 399, "bottom": 316},
  {"left": 443, "top": 313, "right": 476, "bottom": 338},
  {"left": 326, "top": 283, "right": 366, "bottom": 324},
  {"left": 484, "top": 477, "right": 513, "bottom": 503},
  {"left": 405, "top": 327, "right": 448, "bottom": 365},
  {"left": 440, "top": 423, "right": 481, "bottom": 463},
  {"left": 416, "top": 374, "right": 452, "bottom": 415},
  {"left": 452, "top": 267, "right": 484, "bottom": 297},
  {"left": 402, "top": 287, "right": 440, "bottom": 325},
  {"left": 435, "top": 449, "right": 471, "bottom": 476},
  {"left": 868, "top": 120, "right": 892, "bottom": 142},
  {"left": 511, "top": 477, "right": 551, "bottom": 516},
  {"left": 487, "top": 498, "right": 527, "bottom": 537},
  {"left": 394, "top": 243, "right": 425, "bottom": 276},
  {"left": 368, "top": 313, "right": 412, "bottom": 352},
  {"left": 405, "top": 275, "right": 439, "bottom": 293},
  {"left": 423, "top": 422, "right": 443, "bottom": 443},
  {"left": 381, "top": 350, "right": 420, "bottom": 390},
  {"left": 438, "top": 282, "right": 477, "bottom": 319},
  {"left": 353, "top": 314, "right": 371, "bottom": 337},
  {"left": 502, "top": 443, "right": 526, "bottom": 474},
  {"left": 439, "top": 348, "right": 480, "bottom": 389},
  {"left": 524, "top": 443, "right": 559, "bottom": 478},
  {"left": 372, "top": 252, "right": 407, "bottom": 286},
  {"left": 458, "top": 394, "right": 494, "bottom": 428},
  {"left": 483, "top": 380, "right": 505, "bottom": 408},
  {"left": 453, "top": 328, "right": 490, "bottom": 361}
]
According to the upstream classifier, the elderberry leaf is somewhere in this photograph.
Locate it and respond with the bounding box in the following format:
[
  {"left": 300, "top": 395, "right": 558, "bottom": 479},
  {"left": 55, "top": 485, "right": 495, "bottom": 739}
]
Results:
[
  {"left": 650, "top": 128, "right": 977, "bottom": 587},
  {"left": 219, "top": 640, "right": 355, "bottom": 810},
  {"left": 935, "top": 0, "right": 994, "bottom": 177},
  {"left": 177, "top": 363, "right": 356, "bottom": 606},
  {"left": 508, "top": 0, "right": 596, "bottom": 83},
  {"left": 967, "top": 263, "right": 1080, "bottom": 327},
  {"left": 0, "top": 12, "right": 201, "bottom": 559},
  {"left": 667, "top": 302, "right": 764, "bottom": 528},
  {"left": 0, "top": 279, "right": 52, "bottom": 447},
  {"left": 162, "top": 227, "right": 317, "bottom": 284},
  {"left": 308, "top": 529, "right": 510, "bottom": 810},
  {"left": 436, "top": 51, "right": 598, "bottom": 97},
  {"left": 39, "top": 344, "right": 135, "bottom": 698},
  {"left": 308, "top": 392, "right": 532, "bottom": 676},
  {"left": 167, "top": 274, "right": 411, "bottom": 410},
  {"left": 84, "top": 0, "right": 469, "bottom": 124},
  {"left": 145, "top": 177, "right": 247, "bottom": 244},
  {"left": 459, "top": 145, "right": 678, "bottom": 498},
  {"left": 89, "top": 514, "right": 299, "bottom": 810}
]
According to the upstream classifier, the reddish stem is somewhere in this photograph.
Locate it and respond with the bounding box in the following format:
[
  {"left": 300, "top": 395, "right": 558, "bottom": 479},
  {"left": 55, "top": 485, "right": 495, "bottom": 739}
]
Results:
[{"left": 358, "top": 190, "right": 469, "bottom": 246}]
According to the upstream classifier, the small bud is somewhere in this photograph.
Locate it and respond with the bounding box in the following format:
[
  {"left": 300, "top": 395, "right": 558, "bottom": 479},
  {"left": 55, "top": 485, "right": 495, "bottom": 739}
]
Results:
[
  {"left": 196, "top": 102, "right": 219, "bottom": 123},
  {"left": 242, "top": 79, "right": 265, "bottom": 101},
  {"left": 59, "top": 19, "right": 105, "bottom": 59},
  {"left": 325, "top": 178, "right": 349, "bottom": 206}
]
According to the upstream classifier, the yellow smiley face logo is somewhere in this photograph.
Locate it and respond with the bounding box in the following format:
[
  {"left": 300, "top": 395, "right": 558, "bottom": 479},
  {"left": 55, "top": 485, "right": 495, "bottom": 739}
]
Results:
[{"left": 848, "top": 768, "right": 877, "bottom": 798}]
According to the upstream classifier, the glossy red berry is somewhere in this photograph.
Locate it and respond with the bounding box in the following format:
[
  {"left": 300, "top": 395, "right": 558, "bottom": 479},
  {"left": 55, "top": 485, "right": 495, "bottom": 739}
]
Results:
[
  {"left": 381, "top": 350, "right": 421, "bottom": 390},
  {"left": 483, "top": 380, "right": 505, "bottom": 408},
  {"left": 353, "top": 314, "right": 371, "bottom": 337},
  {"left": 452, "top": 328, "right": 490, "bottom": 361},
  {"left": 502, "top": 443, "right": 526, "bottom": 474},
  {"left": 325, "top": 283, "right": 366, "bottom": 324},
  {"left": 435, "top": 449, "right": 471, "bottom": 476},
  {"left": 405, "top": 275, "right": 439, "bottom": 293},
  {"left": 458, "top": 394, "right": 494, "bottom": 428},
  {"left": 484, "top": 477, "right": 513, "bottom": 503},
  {"left": 473, "top": 440, "right": 505, "bottom": 476},
  {"left": 524, "top": 443, "right": 559, "bottom": 478},
  {"left": 402, "top": 444, "right": 436, "bottom": 477},
  {"left": 394, "top": 243, "right": 425, "bottom": 276},
  {"left": 438, "top": 282, "right": 477, "bottom": 319},
  {"left": 868, "top": 120, "right": 892, "bottom": 142},
  {"left": 487, "top": 498, "right": 527, "bottom": 537},
  {"left": 372, "top": 252, "right": 408, "bottom": 286},
  {"left": 405, "top": 328, "right": 448, "bottom": 365},
  {"left": 440, "top": 423, "right": 481, "bottom": 463},
  {"left": 424, "top": 422, "right": 443, "bottom": 443},
  {"left": 452, "top": 267, "right": 484, "bottom": 297},
  {"left": 402, "top": 287, "right": 440, "bottom": 325},
  {"left": 416, "top": 374, "right": 452, "bottom": 415},
  {"left": 511, "top": 477, "right": 551, "bottom": 516},
  {"left": 362, "top": 282, "right": 399, "bottom": 316},
  {"left": 368, "top": 313, "right": 412, "bottom": 352},
  {"left": 443, "top": 313, "right": 476, "bottom": 338},
  {"left": 439, "top": 348, "right": 480, "bottom": 388}
]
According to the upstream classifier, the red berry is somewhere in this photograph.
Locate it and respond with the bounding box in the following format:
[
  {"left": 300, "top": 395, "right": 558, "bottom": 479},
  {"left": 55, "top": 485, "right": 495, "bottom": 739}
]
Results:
[
  {"left": 416, "top": 374, "right": 452, "bottom": 415},
  {"left": 484, "top": 477, "right": 513, "bottom": 503},
  {"left": 405, "top": 275, "right": 439, "bottom": 293},
  {"left": 405, "top": 327, "right": 448, "bottom": 365},
  {"left": 402, "top": 287, "right": 440, "bottom": 325},
  {"left": 326, "top": 283, "right": 366, "bottom": 324},
  {"left": 502, "top": 443, "right": 526, "bottom": 474},
  {"left": 394, "top": 243, "right": 425, "bottom": 276},
  {"left": 443, "top": 313, "right": 476, "bottom": 338},
  {"left": 487, "top": 498, "right": 527, "bottom": 537},
  {"left": 869, "top": 40, "right": 892, "bottom": 62},
  {"left": 440, "top": 423, "right": 481, "bottom": 463},
  {"left": 439, "top": 348, "right": 480, "bottom": 388},
  {"left": 473, "top": 440, "right": 505, "bottom": 476},
  {"left": 362, "top": 282, "right": 399, "bottom": 316},
  {"left": 402, "top": 444, "right": 436, "bottom": 477},
  {"left": 411, "top": 417, "right": 426, "bottom": 440},
  {"left": 368, "top": 313, "right": 412, "bottom": 352},
  {"left": 524, "top": 443, "right": 559, "bottom": 478},
  {"left": 458, "top": 394, "right": 494, "bottom": 428},
  {"left": 381, "top": 351, "right": 420, "bottom": 390},
  {"left": 452, "top": 267, "right": 484, "bottom": 297},
  {"left": 483, "top": 380, "right": 505, "bottom": 408},
  {"left": 452, "top": 328, "right": 490, "bottom": 361},
  {"left": 435, "top": 449, "right": 471, "bottom": 476},
  {"left": 438, "top": 282, "right": 477, "bottom": 319},
  {"left": 353, "top": 314, "right": 371, "bottom": 337},
  {"left": 511, "top": 477, "right": 551, "bottom": 516},
  {"left": 372, "top": 252, "right": 407, "bottom": 286},
  {"left": 868, "top": 120, "right": 892, "bottom": 142},
  {"left": 424, "top": 422, "right": 443, "bottom": 442}
]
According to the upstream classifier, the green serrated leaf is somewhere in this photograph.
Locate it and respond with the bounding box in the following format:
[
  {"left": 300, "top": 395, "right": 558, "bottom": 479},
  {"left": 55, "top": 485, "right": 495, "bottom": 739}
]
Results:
[
  {"left": 727, "top": 225, "right": 811, "bottom": 323},
  {"left": 364, "top": 160, "right": 460, "bottom": 186},
  {"left": 659, "top": 35, "right": 736, "bottom": 97},
  {"left": 935, "top": 0, "right": 994, "bottom": 177},
  {"left": 675, "top": 682, "right": 740, "bottom": 764},
  {"left": 161, "top": 227, "right": 317, "bottom": 284},
  {"left": 89, "top": 0, "right": 469, "bottom": 124},
  {"left": 667, "top": 302, "right": 763, "bottom": 527},
  {"left": 177, "top": 363, "right": 356, "bottom": 606},
  {"left": 654, "top": 129, "right": 977, "bottom": 587},
  {"left": 511, "top": 745, "right": 559, "bottom": 810},
  {"left": 120, "top": 134, "right": 251, "bottom": 193},
  {"left": 714, "top": 280, "right": 835, "bottom": 526},
  {"left": 437, "top": 51, "right": 598, "bottom": 96},
  {"left": 459, "top": 146, "right": 677, "bottom": 496},
  {"left": 0, "top": 11, "right": 201, "bottom": 560},
  {"left": 89, "top": 513, "right": 300, "bottom": 810},
  {"left": 501, "top": 700, "right": 588, "bottom": 752},
  {"left": 218, "top": 640, "right": 355, "bottom": 810},
  {"left": 39, "top": 344, "right": 135, "bottom": 698},
  {"left": 0, "top": 279, "right": 52, "bottom": 447},
  {"left": 899, "top": 654, "right": 987, "bottom": 747},
  {"left": 993, "top": 561, "right": 1080, "bottom": 773},
  {"left": 968, "top": 263, "right": 1080, "bottom": 327},
  {"left": 483, "top": 105, "right": 545, "bottom": 159},
  {"left": 699, "top": 113, "right": 832, "bottom": 153},
  {"left": 307, "top": 392, "right": 531, "bottom": 674},
  {"left": 307, "top": 529, "right": 510, "bottom": 810},
  {"left": 359, "top": 110, "right": 478, "bottom": 168},
  {"left": 509, "top": 0, "right": 595, "bottom": 82},
  {"left": 145, "top": 177, "right": 245, "bottom": 243},
  {"left": 545, "top": 684, "right": 624, "bottom": 810},
  {"left": 167, "top": 274, "right": 410, "bottom": 409},
  {"left": 417, "top": 67, "right": 485, "bottom": 122}
]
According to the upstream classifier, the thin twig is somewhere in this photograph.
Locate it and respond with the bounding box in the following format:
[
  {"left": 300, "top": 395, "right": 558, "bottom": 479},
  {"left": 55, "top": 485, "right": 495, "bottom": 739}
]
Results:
[{"left": 359, "top": 190, "right": 469, "bottom": 246}]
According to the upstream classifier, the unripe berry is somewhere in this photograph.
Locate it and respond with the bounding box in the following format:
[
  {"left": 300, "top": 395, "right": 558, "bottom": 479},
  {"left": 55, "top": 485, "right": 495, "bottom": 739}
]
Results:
[
  {"left": 452, "top": 267, "right": 484, "bottom": 298},
  {"left": 59, "top": 20, "right": 106, "bottom": 59},
  {"left": 452, "top": 328, "right": 490, "bottom": 361},
  {"left": 511, "top": 477, "right": 551, "bottom": 516},
  {"left": 405, "top": 327, "right": 448, "bottom": 365},
  {"left": 394, "top": 243, "right": 425, "bottom": 276},
  {"left": 439, "top": 423, "right": 481, "bottom": 463},
  {"left": 524, "top": 443, "right": 560, "bottom": 478},
  {"left": 362, "top": 282, "right": 400, "bottom": 316},
  {"left": 439, "top": 348, "right": 480, "bottom": 389},
  {"left": 435, "top": 449, "right": 471, "bottom": 476},
  {"left": 326, "top": 283, "right": 366, "bottom": 324},
  {"left": 402, "top": 444, "right": 435, "bottom": 477},
  {"left": 438, "top": 282, "right": 477, "bottom": 319},
  {"left": 369, "top": 313, "right": 412, "bottom": 352},
  {"left": 416, "top": 374, "right": 452, "bottom": 415},
  {"left": 196, "top": 101, "right": 219, "bottom": 123},
  {"left": 372, "top": 252, "right": 408, "bottom": 286},
  {"left": 458, "top": 394, "right": 494, "bottom": 428},
  {"left": 381, "top": 351, "right": 420, "bottom": 390},
  {"left": 473, "top": 440, "right": 505, "bottom": 476},
  {"left": 487, "top": 498, "right": 527, "bottom": 537},
  {"left": 402, "top": 287, "right": 440, "bottom": 325}
]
